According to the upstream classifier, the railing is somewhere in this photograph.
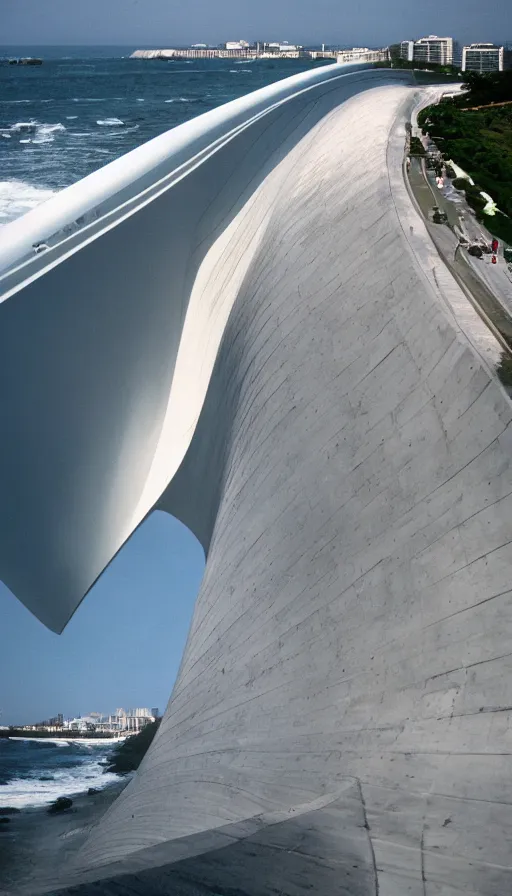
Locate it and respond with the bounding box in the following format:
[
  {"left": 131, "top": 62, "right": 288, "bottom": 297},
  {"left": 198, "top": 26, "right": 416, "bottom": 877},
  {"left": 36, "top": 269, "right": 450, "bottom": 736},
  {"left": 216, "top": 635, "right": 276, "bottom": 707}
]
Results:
[{"left": 0, "top": 62, "right": 373, "bottom": 277}]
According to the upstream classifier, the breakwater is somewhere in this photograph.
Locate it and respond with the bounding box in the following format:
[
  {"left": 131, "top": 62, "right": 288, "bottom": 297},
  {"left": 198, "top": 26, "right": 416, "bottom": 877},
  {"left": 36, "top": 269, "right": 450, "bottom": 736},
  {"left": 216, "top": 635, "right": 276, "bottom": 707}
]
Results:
[{"left": 131, "top": 48, "right": 255, "bottom": 60}]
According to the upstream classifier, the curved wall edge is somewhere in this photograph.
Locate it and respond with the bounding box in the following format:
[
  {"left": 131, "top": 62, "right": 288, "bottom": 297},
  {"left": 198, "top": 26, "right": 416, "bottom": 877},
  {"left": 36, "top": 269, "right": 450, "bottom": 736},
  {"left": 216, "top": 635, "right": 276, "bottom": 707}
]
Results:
[
  {"left": 0, "top": 62, "right": 376, "bottom": 277},
  {"left": 3, "top": 68, "right": 512, "bottom": 896},
  {"left": 0, "top": 67, "right": 413, "bottom": 632}
]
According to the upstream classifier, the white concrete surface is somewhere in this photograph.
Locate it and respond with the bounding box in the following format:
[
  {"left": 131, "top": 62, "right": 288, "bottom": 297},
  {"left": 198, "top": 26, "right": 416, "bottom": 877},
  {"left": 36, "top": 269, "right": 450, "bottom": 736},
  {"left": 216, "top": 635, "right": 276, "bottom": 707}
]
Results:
[
  {"left": 0, "top": 64, "right": 402, "bottom": 632},
  {"left": 1, "top": 67, "right": 512, "bottom": 895}
]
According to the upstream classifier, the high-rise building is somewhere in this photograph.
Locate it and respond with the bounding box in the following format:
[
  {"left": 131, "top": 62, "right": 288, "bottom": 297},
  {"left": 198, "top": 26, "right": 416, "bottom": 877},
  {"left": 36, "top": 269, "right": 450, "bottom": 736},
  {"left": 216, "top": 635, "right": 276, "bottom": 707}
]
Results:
[
  {"left": 151, "top": 707, "right": 159, "bottom": 719},
  {"left": 224, "top": 40, "right": 249, "bottom": 51},
  {"left": 461, "top": 44, "right": 504, "bottom": 72},
  {"left": 400, "top": 36, "right": 454, "bottom": 66},
  {"left": 45, "top": 713, "right": 64, "bottom": 727},
  {"left": 127, "top": 707, "right": 152, "bottom": 718},
  {"left": 122, "top": 707, "right": 154, "bottom": 732}
]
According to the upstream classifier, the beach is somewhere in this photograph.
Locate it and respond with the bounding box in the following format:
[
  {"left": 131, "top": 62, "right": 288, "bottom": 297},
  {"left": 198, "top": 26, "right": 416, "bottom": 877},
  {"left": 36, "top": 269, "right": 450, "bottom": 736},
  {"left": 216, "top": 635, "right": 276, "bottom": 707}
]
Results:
[{"left": 0, "top": 778, "right": 128, "bottom": 895}]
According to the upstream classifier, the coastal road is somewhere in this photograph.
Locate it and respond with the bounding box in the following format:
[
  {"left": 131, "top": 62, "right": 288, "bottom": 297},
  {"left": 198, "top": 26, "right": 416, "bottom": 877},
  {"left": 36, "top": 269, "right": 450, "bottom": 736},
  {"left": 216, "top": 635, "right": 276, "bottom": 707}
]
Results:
[
  {"left": 411, "top": 83, "right": 512, "bottom": 318},
  {"left": 406, "top": 149, "right": 512, "bottom": 359}
]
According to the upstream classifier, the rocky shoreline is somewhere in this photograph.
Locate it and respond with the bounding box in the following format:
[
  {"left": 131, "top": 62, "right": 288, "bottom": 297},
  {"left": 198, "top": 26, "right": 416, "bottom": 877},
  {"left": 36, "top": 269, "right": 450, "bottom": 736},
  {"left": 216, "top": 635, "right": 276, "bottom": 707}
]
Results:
[{"left": 0, "top": 779, "right": 128, "bottom": 895}]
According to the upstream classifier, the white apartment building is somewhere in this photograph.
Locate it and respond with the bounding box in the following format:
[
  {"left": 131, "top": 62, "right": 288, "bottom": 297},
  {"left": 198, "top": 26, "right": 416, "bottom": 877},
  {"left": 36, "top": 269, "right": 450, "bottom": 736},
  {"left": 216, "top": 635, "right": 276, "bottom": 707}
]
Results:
[
  {"left": 64, "top": 716, "right": 97, "bottom": 732},
  {"left": 259, "top": 42, "right": 303, "bottom": 57},
  {"left": 336, "top": 48, "right": 389, "bottom": 65},
  {"left": 400, "top": 36, "right": 454, "bottom": 66},
  {"left": 125, "top": 712, "right": 154, "bottom": 732},
  {"left": 109, "top": 707, "right": 155, "bottom": 732},
  {"left": 225, "top": 40, "right": 249, "bottom": 50},
  {"left": 462, "top": 44, "right": 504, "bottom": 72}
]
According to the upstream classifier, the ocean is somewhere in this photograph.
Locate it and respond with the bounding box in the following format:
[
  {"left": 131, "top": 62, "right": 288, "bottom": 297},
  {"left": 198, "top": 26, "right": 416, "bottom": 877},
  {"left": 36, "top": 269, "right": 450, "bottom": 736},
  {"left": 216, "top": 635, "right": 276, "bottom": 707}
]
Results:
[
  {"left": 0, "top": 737, "right": 122, "bottom": 808},
  {"left": 0, "top": 46, "right": 330, "bottom": 226}
]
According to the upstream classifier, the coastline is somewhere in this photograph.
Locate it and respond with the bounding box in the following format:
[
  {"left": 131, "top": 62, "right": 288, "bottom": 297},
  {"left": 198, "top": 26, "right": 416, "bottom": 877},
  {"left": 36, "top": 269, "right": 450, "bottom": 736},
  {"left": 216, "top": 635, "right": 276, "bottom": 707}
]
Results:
[{"left": 0, "top": 778, "right": 129, "bottom": 895}]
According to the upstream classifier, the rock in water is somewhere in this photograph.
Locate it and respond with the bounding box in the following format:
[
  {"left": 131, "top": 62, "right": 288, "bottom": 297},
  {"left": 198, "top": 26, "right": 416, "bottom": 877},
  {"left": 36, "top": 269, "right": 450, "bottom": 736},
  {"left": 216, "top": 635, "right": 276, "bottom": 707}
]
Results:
[{"left": 47, "top": 796, "right": 73, "bottom": 814}]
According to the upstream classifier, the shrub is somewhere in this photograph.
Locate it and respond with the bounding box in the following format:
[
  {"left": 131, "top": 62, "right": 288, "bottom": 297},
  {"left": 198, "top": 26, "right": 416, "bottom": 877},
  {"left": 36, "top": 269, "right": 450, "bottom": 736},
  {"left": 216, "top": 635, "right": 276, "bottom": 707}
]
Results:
[
  {"left": 483, "top": 213, "right": 512, "bottom": 247},
  {"left": 464, "top": 182, "right": 483, "bottom": 196},
  {"left": 452, "top": 176, "right": 470, "bottom": 190},
  {"left": 409, "top": 137, "right": 425, "bottom": 156},
  {"left": 466, "top": 192, "right": 487, "bottom": 212}
]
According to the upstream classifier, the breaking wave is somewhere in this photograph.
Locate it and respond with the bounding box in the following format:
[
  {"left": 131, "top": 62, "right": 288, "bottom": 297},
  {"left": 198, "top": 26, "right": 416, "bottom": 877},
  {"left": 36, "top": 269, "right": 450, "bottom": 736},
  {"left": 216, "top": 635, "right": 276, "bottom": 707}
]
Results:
[
  {"left": 0, "top": 179, "right": 56, "bottom": 226},
  {"left": 96, "top": 117, "right": 124, "bottom": 126},
  {"left": 0, "top": 120, "right": 66, "bottom": 145},
  {"left": 0, "top": 738, "right": 123, "bottom": 808}
]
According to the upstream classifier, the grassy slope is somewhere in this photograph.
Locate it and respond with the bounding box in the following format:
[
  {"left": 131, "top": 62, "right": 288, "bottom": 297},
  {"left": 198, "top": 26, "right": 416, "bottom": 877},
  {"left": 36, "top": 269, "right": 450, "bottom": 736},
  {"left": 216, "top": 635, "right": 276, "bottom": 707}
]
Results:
[{"left": 418, "top": 72, "right": 512, "bottom": 245}]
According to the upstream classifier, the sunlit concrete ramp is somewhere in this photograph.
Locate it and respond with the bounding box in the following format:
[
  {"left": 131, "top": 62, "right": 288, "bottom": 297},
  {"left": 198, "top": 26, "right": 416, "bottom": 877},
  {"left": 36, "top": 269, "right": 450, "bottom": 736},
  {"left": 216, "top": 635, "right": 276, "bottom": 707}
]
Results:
[{"left": 1, "top": 65, "right": 512, "bottom": 895}]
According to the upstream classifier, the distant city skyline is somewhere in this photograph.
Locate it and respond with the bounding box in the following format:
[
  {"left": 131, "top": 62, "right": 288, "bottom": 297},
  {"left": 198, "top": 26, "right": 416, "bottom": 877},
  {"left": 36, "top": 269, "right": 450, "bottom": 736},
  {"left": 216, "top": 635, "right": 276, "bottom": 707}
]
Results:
[
  {"left": 0, "top": 513, "right": 204, "bottom": 726},
  {"left": 17, "top": 706, "right": 160, "bottom": 726},
  {"left": 1, "top": 35, "right": 512, "bottom": 49},
  {"left": 2, "top": 0, "right": 511, "bottom": 48}
]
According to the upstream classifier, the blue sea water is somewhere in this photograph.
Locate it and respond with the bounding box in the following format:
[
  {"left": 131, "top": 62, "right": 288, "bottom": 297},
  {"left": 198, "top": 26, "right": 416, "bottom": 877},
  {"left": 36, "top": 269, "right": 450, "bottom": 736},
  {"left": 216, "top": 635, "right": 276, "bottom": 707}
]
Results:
[
  {"left": 0, "top": 47, "right": 329, "bottom": 806},
  {"left": 0, "top": 46, "right": 330, "bottom": 225},
  {"left": 0, "top": 737, "right": 121, "bottom": 807}
]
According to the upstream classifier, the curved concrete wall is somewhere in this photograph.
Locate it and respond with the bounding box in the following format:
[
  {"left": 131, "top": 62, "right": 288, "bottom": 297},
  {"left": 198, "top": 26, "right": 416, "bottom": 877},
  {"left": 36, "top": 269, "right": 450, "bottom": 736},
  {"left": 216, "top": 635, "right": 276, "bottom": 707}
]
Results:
[
  {"left": 0, "top": 64, "right": 409, "bottom": 632},
  {"left": 2, "top": 67, "right": 512, "bottom": 895}
]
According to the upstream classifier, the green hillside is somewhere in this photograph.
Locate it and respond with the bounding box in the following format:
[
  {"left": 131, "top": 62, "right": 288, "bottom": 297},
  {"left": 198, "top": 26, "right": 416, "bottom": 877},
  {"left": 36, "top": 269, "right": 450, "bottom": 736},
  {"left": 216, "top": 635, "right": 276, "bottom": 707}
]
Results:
[{"left": 418, "top": 72, "right": 512, "bottom": 244}]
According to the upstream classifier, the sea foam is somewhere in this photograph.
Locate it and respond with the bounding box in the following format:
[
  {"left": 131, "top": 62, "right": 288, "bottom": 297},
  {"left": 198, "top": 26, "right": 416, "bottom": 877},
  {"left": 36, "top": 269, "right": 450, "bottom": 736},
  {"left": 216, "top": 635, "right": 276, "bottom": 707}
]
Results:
[
  {"left": 0, "top": 121, "right": 66, "bottom": 145},
  {"left": 0, "top": 180, "right": 56, "bottom": 226},
  {"left": 31, "top": 123, "right": 66, "bottom": 144},
  {"left": 0, "top": 738, "right": 125, "bottom": 807},
  {"left": 96, "top": 118, "right": 124, "bottom": 126}
]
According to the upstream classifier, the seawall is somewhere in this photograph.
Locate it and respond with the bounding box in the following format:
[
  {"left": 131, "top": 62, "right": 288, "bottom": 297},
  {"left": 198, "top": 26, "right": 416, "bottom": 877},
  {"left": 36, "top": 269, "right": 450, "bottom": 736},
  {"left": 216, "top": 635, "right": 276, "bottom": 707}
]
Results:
[
  {"left": 130, "top": 49, "right": 177, "bottom": 59},
  {"left": 1, "top": 66, "right": 511, "bottom": 894}
]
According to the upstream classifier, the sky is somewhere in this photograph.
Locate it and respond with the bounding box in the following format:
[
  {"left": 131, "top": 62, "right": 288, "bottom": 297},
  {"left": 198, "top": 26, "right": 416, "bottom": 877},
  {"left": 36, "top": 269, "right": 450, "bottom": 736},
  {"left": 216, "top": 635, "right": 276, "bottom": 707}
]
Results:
[
  {"left": 2, "top": 0, "right": 511, "bottom": 48},
  {"left": 0, "top": 513, "right": 204, "bottom": 725}
]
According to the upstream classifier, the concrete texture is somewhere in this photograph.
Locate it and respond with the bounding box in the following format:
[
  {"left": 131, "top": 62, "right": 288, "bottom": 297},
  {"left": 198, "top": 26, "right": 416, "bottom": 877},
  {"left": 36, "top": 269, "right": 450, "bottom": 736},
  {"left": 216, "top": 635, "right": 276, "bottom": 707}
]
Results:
[
  {"left": 0, "top": 65, "right": 412, "bottom": 632},
  {"left": 1, "top": 67, "right": 512, "bottom": 894}
]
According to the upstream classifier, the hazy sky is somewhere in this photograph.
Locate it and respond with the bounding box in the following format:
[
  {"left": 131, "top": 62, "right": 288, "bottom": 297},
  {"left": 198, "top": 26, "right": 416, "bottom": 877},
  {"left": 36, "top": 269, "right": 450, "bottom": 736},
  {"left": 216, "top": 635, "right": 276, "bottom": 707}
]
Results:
[
  {"left": 0, "top": 514, "right": 203, "bottom": 725},
  {"left": 2, "top": 0, "right": 511, "bottom": 47}
]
